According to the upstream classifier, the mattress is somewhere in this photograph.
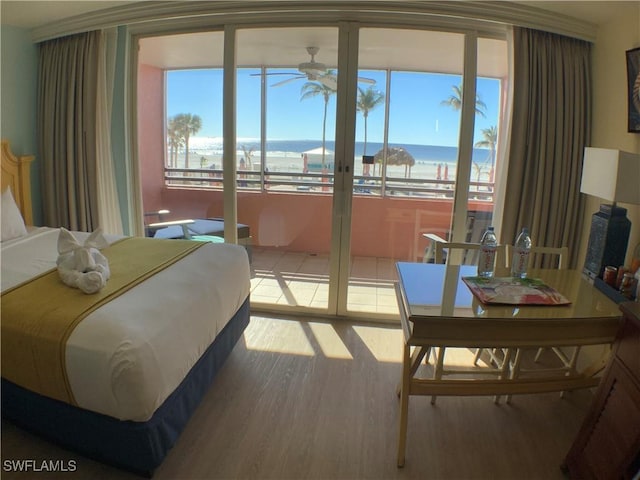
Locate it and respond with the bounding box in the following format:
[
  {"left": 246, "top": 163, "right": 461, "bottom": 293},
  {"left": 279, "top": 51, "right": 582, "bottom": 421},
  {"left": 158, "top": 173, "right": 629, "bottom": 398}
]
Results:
[{"left": 1, "top": 227, "right": 251, "bottom": 422}]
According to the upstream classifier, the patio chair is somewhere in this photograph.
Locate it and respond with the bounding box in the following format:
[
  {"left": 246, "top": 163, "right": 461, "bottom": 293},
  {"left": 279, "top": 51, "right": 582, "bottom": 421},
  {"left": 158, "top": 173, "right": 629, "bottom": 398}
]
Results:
[
  {"left": 144, "top": 210, "right": 252, "bottom": 261},
  {"left": 422, "top": 210, "right": 493, "bottom": 263}
]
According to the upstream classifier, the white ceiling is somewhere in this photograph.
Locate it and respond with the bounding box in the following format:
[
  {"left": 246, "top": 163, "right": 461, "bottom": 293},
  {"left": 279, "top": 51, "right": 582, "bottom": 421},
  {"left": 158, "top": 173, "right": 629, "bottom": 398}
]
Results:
[
  {"left": 2, "top": 1, "right": 636, "bottom": 77},
  {"left": 0, "top": 1, "right": 132, "bottom": 28},
  {"left": 138, "top": 27, "right": 508, "bottom": 77},
  {"left": 1, "top": 1, "right": 637, "bottom": 29}
]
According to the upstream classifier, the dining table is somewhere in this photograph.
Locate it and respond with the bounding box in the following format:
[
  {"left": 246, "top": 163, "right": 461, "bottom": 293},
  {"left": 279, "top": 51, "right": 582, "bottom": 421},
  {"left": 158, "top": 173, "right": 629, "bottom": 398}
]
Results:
[{"left": 394, "top": 262, "right": 623, "bottom": 467}]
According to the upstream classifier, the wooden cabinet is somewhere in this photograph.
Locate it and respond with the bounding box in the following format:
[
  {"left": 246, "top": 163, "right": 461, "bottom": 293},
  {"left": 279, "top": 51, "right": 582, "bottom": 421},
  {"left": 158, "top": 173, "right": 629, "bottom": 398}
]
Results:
[{"left": 564, "top": 302, "right": 640, "bottom": 479}]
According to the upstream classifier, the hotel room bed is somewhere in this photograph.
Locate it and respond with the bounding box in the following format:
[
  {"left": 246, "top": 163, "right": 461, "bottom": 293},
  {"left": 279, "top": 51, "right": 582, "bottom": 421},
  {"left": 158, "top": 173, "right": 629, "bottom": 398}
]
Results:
[{"left": 0, "top": 140, "right": 251, "bottom": 476}]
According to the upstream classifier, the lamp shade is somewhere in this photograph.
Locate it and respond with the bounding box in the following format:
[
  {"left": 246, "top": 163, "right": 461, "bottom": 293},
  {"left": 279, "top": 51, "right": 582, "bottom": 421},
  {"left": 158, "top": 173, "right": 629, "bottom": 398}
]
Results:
[{"left": 580, "top": 148, "right": 640, "bottom": 205}]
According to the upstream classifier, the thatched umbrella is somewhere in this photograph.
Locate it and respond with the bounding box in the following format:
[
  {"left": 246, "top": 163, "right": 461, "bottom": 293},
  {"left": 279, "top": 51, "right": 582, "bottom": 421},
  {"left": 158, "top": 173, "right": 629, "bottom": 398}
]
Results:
[{"left": 373, "top": 147, "right": 416, "bottom": 178}]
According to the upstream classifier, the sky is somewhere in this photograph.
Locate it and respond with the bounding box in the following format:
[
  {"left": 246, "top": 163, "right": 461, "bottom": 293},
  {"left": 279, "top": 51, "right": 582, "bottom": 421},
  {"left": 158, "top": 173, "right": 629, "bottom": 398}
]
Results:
[{"left": 166, "top": 68, "right": 501, "bottom": 148}]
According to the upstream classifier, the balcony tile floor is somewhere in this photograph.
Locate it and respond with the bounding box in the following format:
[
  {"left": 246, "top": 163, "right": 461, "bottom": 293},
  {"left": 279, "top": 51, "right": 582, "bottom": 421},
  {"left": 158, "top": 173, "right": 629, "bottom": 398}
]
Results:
[{"left": 250, "top": 247, "right": 400, "bottom": 315}]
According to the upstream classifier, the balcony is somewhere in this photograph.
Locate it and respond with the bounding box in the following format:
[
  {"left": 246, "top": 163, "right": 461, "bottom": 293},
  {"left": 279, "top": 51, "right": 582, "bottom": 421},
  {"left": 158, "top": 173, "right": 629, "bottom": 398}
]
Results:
[{"left": 142, "top": 166, "right": 494, "bottom": 315}]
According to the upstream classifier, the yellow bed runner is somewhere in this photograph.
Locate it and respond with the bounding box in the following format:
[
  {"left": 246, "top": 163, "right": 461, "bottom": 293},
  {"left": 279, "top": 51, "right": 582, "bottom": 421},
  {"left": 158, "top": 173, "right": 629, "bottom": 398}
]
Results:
[{"left": 1, "top": 237, "right": 206, "bottom": 405}]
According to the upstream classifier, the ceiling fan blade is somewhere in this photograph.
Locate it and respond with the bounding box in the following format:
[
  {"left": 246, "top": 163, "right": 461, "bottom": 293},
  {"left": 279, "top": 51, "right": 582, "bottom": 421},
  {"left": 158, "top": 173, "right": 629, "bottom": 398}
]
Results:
[
  {"left": 250, "top": 72, "right": 304, "bottom": 77},
  {"left": 271, "top": 76, "right": 303, "bottom": 87},
  {"left": 318, "top": 74, "right": 338, "bottom": 90},
  {"left": 357, "top": 76, "right": 376, "bottom": 84}
]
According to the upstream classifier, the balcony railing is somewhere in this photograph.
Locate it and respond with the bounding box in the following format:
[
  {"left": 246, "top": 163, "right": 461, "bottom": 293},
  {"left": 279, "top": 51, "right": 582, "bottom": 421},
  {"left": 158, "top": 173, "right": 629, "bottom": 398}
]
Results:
[{"left": 163, "top": 167, "right": 495, "bottom": 202}]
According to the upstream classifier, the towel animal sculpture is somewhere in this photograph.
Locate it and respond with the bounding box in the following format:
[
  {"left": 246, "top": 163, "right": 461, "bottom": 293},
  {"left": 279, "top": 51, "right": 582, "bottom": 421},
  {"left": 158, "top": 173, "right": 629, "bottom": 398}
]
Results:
[{"left": 56, "top": 228, "right": 111, "bottom": 294}]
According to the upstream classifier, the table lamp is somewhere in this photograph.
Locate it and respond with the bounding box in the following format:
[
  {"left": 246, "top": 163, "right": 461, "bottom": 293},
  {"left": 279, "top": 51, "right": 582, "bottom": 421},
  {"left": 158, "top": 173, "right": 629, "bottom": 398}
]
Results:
[{"left": 581, "top": 147, "right": 640, "bottom": 280}]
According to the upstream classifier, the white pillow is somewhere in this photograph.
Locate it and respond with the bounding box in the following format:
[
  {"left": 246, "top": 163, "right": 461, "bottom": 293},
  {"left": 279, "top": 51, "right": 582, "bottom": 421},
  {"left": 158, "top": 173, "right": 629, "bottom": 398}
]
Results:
[{"left": 2, "top": 187, "right": 28, "bottom": 241}]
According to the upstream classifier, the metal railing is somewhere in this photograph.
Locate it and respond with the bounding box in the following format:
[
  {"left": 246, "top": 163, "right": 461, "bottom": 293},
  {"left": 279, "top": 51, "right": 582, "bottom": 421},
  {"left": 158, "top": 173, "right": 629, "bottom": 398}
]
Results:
[{"left": 164, "top": 167, "right": 495, "bottom": 202}]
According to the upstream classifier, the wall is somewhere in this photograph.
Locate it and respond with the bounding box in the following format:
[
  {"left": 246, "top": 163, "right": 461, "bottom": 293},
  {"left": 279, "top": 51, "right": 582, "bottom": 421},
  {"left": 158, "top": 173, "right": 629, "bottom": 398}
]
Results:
[
  {"left": 151, "top": 185, "right": 492, "bottom": 261},
  {"left": 138, "top": 63, "right": 165, "bottom": 214},
  {"left": 575, "top": 6, "right": 640, "bottom": 370},
  {"left": 0, "top": 25, "right": 42, "bottom": 225},
  {"left": 578, "top": 5, "right": 640, "bottom": 268}
]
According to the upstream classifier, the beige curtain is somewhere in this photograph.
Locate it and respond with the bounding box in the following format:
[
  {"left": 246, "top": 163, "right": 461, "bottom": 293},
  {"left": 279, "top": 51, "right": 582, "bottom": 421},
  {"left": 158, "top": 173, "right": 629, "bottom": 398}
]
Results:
[
  {"left": 38, "top": 30, "right": 122, "bottom": 234},
  {"left": 501, "top": 27, "right": 591, "bottom": 268}
]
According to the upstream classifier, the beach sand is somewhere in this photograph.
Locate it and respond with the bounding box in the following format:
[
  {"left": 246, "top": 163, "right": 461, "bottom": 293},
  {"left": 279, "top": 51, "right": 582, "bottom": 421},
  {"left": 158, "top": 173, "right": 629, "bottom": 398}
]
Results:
[{"left": 172, "top": 150, "right": 477, "bottom": 181}]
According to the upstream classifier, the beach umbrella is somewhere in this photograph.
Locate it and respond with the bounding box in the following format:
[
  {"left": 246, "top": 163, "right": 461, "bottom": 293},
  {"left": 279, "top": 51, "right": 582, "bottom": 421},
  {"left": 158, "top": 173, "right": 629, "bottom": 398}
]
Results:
[{"left": 373, "top": 147, "right": 415, "bottom": 178}]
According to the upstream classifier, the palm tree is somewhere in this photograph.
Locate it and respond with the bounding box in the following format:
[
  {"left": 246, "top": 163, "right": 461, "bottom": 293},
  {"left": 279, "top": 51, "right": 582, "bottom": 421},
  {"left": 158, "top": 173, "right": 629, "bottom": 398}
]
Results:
[
  {"left": 300, "top": 78, "right": 336, "bottom": 168},
  {"left": 472, "top": 161, "right": 485, "bottom": 183},
  {"left": 173, "top": 113, "right": 202, "bottom": 169},
  {"left": 240, "top": 145, "right": 255, "bottom": 171},
  {"left": 166, "top": 116, "right": 184, "bottom": 168},
  {"left": 474, "top": 125, "right": 498, "bottom": 180},
  {"left": 441, "top": 84, "right": 487, "bottom": 118},
  {"left": 356, "top": 86, "right": 385, "bottom": 175}
]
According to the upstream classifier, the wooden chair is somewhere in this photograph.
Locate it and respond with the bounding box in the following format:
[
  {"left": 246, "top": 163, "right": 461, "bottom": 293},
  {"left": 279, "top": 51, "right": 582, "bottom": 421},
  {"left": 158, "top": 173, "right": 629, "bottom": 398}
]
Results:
[
  {"left": 506, "top": 245, "right": 569, "bottom": 270},
  {"left": 470, "top": 246, "right": 571, "bottom": 403},
  {"left": 504, "top": 246, "right": 575, "bottom": 403},
  {"left": 426, "top": 239, "right": 508, "bottom": 404}
]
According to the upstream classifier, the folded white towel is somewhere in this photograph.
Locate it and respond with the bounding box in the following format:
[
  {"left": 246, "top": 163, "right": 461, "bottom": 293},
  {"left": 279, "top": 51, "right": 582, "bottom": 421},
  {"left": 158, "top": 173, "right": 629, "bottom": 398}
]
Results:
[{"left": 56, "top": 228, "right": 111, "bottom": 294}]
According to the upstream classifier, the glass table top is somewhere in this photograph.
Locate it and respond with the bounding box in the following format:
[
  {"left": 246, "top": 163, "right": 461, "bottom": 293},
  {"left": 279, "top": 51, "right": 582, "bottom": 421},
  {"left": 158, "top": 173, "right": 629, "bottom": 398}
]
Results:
[{"left": 396, "top": 262, "right": 622, "bottom": 322}]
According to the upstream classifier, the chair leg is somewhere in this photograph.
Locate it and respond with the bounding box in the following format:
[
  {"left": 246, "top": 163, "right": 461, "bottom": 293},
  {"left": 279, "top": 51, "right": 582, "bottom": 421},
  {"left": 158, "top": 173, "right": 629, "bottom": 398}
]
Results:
[
  {"left": 431, "top": 347, "right": 446, "bottom": 405},
  {"left": 558, "top": 346, "right": 581, "bottom": 398},
  {"left": 534, "top": 347, "right": 544, "bottom": 363},
  {"left": 475, "top": 347, "right": 505, "bottom": 370},
  {"left": 473, "top": 348, "right": 482, "bottom": 366},
  {"left": 503, "top": 348, "right": 518, "bottom": 404}
]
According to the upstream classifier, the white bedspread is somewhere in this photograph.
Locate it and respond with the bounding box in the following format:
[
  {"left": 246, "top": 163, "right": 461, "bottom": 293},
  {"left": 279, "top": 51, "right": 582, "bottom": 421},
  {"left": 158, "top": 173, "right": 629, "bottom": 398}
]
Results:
[{"left": 1, "top": 227, "right": 250, "bottom": 421}]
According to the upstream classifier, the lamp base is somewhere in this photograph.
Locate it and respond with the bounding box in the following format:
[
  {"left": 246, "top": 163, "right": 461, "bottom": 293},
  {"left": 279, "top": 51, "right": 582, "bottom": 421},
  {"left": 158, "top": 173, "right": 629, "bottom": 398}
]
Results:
[{"left": 583, "top": 204, "right": 631, "bottom": 280}]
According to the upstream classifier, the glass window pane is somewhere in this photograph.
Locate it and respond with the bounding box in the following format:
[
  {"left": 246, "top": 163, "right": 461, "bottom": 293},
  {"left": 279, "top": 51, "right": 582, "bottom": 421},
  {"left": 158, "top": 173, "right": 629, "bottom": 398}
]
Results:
[
  {"left": 463, "top": 37, "right": 509, "bottom": 257},
  {"left": 236, "top": 26, "right": 339, "bottom": 311}
]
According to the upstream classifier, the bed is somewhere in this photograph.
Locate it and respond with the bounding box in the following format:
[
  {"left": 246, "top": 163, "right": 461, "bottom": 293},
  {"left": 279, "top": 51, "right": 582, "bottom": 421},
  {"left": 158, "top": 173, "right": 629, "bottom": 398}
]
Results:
[{"left": 0, "top": 140, "right": 251, "bottom": 476}]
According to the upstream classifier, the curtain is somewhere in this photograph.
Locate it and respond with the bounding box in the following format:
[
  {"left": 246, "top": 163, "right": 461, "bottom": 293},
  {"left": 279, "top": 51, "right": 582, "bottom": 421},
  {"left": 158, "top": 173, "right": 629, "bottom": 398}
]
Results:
[
  {"left": 38, "top": 29, "right": 123, "bottom": 234},
  {"left": 95, "top": 28, "right": 124, "bottom": 235},
  {"left": 501, "top": 27, "right": 591, "bottom": 268}
]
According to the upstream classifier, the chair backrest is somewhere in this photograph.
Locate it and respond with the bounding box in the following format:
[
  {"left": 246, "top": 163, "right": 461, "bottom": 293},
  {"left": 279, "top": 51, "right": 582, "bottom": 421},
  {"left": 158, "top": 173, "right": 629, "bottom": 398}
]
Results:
[
  {"left": 465, "top": 211, "right": 493, "bottom": 244},
  {"left": 419, "top": 210, "right": 494, "bottom": 263},
  {"left": 507, "top": 245, "right": 568, "bottom": 270},
  {"left": 435, "top": 241, "right": 506, "bottom": 268}
]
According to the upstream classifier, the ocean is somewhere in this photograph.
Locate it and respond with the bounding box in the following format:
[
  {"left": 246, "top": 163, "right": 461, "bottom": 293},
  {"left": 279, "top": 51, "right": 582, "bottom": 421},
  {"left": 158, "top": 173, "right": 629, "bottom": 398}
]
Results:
[{"left": 183, "top": 137, "right": 494, "bottom": 180}]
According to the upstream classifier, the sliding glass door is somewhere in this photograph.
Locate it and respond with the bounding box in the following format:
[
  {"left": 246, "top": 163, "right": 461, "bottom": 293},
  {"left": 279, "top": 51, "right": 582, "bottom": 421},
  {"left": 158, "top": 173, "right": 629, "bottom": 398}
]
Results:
[
  {"left": 236, "top": 27, "right": 339, "bottom": 311},
  {"left": 341, "top": 28, "right": 508, "bottom": 318},
  {"left": 136, "top": 21, "right": 508, "bottom": 320}
]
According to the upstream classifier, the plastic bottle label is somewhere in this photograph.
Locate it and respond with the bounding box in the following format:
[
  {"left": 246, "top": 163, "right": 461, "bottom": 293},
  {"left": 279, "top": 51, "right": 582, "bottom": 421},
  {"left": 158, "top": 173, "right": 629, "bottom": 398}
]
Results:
[
  {"left": 511, "top": 247, "right": 529, "bottom": 277},
  {"left": 478, "top": 246, "right": 497, "bottom": 276}
]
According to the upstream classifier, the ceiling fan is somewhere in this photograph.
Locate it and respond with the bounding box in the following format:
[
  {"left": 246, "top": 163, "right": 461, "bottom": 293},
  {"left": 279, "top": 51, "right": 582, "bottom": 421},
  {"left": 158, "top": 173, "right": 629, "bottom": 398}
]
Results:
[{"left": 257, "top": 46, "right": 375, "bottom": 89}]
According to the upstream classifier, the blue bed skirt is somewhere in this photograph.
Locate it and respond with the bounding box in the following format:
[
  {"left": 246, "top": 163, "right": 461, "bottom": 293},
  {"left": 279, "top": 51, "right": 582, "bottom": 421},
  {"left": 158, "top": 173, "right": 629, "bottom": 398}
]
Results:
[{"left": 2, "top": 297, "right": 250, "bottom": 477}]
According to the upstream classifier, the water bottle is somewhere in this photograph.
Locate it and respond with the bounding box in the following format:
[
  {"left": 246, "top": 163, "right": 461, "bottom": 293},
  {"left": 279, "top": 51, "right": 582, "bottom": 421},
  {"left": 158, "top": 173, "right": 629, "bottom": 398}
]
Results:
[
  {"left": 511, "top": 227, "right": 532, "bottom": 278},
  {"left": 478, "top": 226, "right": 498, "bottom": 277}
]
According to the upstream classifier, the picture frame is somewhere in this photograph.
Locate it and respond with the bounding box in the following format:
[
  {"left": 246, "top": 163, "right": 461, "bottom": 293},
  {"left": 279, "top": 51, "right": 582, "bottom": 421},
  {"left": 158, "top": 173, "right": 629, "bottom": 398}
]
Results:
[{"left": 626, "top": 47, "right": 640, "bottom": 133}]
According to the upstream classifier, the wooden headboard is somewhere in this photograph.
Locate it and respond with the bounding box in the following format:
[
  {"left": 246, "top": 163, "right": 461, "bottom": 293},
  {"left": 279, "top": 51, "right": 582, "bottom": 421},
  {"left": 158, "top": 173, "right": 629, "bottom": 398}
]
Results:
[{"left": 1, "top": 140, "right": 35, "bottom": 225}]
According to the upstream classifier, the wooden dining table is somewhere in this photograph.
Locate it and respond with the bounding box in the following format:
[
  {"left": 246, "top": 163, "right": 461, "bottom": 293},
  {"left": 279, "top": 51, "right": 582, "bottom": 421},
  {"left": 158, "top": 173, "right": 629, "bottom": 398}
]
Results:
[{"left": 394, "top": 262, "right": 623, "bottom": 467}]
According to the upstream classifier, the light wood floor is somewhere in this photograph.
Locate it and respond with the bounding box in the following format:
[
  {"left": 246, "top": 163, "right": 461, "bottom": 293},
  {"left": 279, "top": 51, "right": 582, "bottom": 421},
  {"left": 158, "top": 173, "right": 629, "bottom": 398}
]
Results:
[{"left": 1, "top": 314, "right": 593, "bottom": 479}]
